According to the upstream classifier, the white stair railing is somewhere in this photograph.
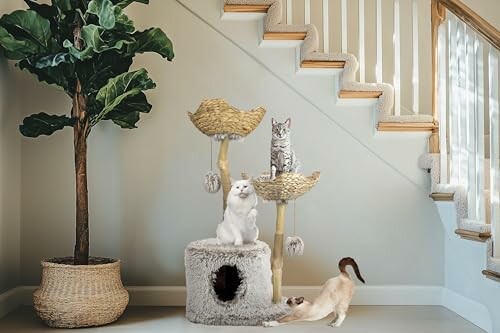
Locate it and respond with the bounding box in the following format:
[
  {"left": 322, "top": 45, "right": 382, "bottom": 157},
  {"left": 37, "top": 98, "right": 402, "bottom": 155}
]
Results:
[
  {"left": 283, "top": 0, "right": 429, "bottom": 117},
  {"left": 435, "top": 3, "right": 500, "bottom": 259}
]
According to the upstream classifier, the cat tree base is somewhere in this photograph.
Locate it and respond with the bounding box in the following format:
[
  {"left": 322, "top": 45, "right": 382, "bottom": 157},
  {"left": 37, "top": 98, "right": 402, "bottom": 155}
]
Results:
[{"left": 184, "top": 238, "right": 289, "bottom": 326}]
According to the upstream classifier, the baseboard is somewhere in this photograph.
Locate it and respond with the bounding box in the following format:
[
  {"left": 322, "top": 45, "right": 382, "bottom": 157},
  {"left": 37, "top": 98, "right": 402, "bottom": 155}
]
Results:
[
  {"left": 0, "top": 285, "right": 491, "bottom": 331},
  {"left": 441, "top": 288, "right": 492, "bottom": 333}
]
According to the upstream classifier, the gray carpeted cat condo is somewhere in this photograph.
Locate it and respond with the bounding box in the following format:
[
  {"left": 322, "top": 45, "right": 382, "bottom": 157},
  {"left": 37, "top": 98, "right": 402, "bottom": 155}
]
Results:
[{"left": 185, "top": 238, "right": 288, "bottom": 326}]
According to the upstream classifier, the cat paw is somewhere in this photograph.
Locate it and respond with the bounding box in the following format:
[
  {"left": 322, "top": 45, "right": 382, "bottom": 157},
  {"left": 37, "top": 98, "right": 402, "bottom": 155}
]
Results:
[
  {"left": 234, "top": 240, "right": 243, "bottom": 246},
  {"left": 263, "top": 321, "right": 279, "bottom": 327}
]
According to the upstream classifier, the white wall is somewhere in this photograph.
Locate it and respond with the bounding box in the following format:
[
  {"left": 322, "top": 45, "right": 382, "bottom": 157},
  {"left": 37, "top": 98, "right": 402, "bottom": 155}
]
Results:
[
  {"left": 13, "top": 0, "right": 444, "bottom": 287},
  {"left": 0, "top": 0, "right": 21, "bottom": 292}
]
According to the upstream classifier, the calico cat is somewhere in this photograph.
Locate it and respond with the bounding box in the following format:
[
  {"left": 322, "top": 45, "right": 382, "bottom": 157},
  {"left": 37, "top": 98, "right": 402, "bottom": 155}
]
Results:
[
  {"left": 270, "top": 118, "right": 300, "bottom": 180},
  {"left": 263, "top": 258, "right": 365, "bottom": 328},
  {"left": 216, "top": 179, "right": 259, "bottom": 245}
]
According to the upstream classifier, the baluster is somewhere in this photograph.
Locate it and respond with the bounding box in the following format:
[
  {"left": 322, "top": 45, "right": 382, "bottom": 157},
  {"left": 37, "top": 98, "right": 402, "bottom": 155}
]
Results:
[
  {"left": 376, "top": 0, "right": 383, "bottom": 83},
  {"left": 341, "top": 0, "right": 347, "bottom": 53},
  {"left": 458, "top": 22, "right": 467, "bottom": 186},
  {"left": 286, "top": 0, "right": 292, "bottom": 24},
  {"left": 393, "top": 0, "right": 401, "bottom": 116},
  {"left": 449, "top": 16, "right": 459, "bottom": 185},
  {"left": 304, "top": 0, "right": 310, "bottom": 24},
  {"left": 474, "top": 37, "right": 485, "bottom": 222},
  {"left": 465, "top": 28, "right": 477, "bottom": 218},
  {"left": 489, "top": 48, "right": 499, "bottom": 257},
  {"left": 412, "top": 0, "right": 419, "bottom": 113},
  {"left": 359, "top": 0, "right": 365, "bottom": 82},
  {"left": 323, "top": 0, "right": 329, "bottom": 53},
  {"left": 438, "top": 23, "right": 448, "bottom": 184}
]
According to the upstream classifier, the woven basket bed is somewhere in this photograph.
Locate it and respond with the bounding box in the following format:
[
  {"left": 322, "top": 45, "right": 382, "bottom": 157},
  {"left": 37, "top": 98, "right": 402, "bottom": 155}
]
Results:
[
  {"left": 33, "top": 257, "right": 129, "bottom": 328},
  {"left": 188, "top": 98, "right": 266, "bottom": 137},
  {"left": 253, "top": 172, "right": 320, "bottom": 202}
]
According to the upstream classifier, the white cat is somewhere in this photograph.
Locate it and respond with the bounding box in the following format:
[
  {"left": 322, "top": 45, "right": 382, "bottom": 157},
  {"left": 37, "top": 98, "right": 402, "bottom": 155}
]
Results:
[{"left": 216, "top": 179, "right": 259, "bottom": 245}]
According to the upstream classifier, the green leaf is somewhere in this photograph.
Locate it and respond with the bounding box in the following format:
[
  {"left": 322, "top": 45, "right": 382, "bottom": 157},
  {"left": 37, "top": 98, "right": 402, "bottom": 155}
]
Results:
[
  {"left": 87, "top": 0, "right": 115, "bottom": 29},
  {"left": 19, "top": 59, "right": 75, "bottom": 92},
  {"left": 0, "top": 10, "right": 52, "bottom": 51},
  {"left": 113, "top": 0, "right": 149, "bottom": 8},
  {"left": 29, "top": 52, "right": 73, "bottom": 69},
  {"left": 0, "top": 25, "right": 38, "bottom": 59},
  {"left": 20, "top": 112, "right": 75, "bottom": 137},
  {"left": 23, "top": 1, "right": 57, "bottom": 20},
  {"left": 77, "top": 51, "right": 133, "bottom": 95},
  {"left": 51, "top": 0, "right": 73, "bottom": 12},
  {"left": 104, "top": 92, "right": 151, "bottom": 128},
  {"left": 94, "top": 68, "right": 155, "bottom": 124},
  {"left": 128, "top": 28, "right": 174, "bottom": 60},
  {"left": 63, "top": 24, "right": 134, "bottom": 60},
  {"left": 113, "top": 6, "right": 134, "bottom": 33}
]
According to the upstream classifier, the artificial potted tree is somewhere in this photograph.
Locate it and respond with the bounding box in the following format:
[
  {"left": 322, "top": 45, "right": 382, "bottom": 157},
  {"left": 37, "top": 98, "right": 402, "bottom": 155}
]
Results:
[{"left": 0, "top": 0, "right": 173, "bottom": 328}]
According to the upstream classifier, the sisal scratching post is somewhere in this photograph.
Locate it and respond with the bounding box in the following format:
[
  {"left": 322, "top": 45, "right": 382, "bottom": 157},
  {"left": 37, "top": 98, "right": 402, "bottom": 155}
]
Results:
[
  {"left": 253, "top": 172, "right": 320, "bottom": 303},
  {"left": 218, "top": 137, "right": 231, "bottom": 210},
  {"left": 272, "top": 202, "right": 286, "bottom": 303}
]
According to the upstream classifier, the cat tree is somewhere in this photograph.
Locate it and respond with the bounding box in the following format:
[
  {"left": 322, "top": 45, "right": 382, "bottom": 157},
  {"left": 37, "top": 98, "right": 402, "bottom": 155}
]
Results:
[
  {"left": 186, "top": 99, "right": 288, "bottom": 325},
  {"left": 253, "top": 172, "right": 320, "bottom": 303}
]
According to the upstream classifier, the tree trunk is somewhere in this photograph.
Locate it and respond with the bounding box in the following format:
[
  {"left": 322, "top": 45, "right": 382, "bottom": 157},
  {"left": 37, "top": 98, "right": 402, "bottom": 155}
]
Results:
[
  {"left": 73, "top": 79, "right": 89, "bottom": 265},
  {"left": 72, "top": 14, "right": 89, "bottom": 265}
]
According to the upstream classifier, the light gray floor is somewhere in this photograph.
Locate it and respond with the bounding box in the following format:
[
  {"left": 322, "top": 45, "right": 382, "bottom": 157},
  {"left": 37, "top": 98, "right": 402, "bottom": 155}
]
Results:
[{"left": 0, "top": 306, "right": 485, "bottom": 332}]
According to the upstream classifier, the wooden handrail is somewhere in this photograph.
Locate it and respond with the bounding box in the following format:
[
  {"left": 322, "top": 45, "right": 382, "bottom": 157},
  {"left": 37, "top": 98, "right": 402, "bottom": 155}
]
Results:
[{"left": 438, "top": 0, "right": 500, "bottom": 51}]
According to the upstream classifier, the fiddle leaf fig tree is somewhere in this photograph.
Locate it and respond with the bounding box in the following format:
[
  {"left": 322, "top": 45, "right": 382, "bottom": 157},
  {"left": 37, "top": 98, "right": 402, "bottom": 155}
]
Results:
[{"left": 0, "top": 0, "right": 174, "bottom": 265}]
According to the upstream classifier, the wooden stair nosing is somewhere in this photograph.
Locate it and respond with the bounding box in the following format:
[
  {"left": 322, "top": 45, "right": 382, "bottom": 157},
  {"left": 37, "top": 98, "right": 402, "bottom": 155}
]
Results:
[
  {"left": 223, "top": 4, "right": 271, "bottom": 13},
  {"left": 377, "top": 122, "right": 437, "bottom": 132},
  {"left": 300, "top": 60, "right": 345, "bottom": 69},
  {"left": 455, "top": 229, "right": 491, "bottom": 242},
  {"left": 263, "top": 32, "right": 307, "bottom": 40},
  {"left": 338, "top": 90, "right": 383, "bottom": 99},
  {"left": 482, "top": 269, "right": 500, "bottom": 281},
  {"left": 429, "top": 192, "right": 454, "bottom": 201}
]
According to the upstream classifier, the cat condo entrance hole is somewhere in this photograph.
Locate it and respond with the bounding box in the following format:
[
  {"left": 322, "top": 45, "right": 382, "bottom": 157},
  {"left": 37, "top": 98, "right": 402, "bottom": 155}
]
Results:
[{"left": 213, "top": 265, "right": 242, "bottom": 302}]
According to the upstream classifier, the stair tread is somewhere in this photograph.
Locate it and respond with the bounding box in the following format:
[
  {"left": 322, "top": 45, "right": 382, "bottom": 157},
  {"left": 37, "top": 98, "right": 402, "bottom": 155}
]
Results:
[
  {"left": 301, "top": 60, "right": 345, "bottom": 69},
  {"left": 263, "top": 32, "right": 307, "bottom": 40},
  {"left": 429, "top": 192, "right": 454, "bottom": 201},
  {"left": 224, "top": 4, "right": 271, "bottom": 13},
  {"left": 339, "top": 90, "right": 383, "bottom": 99},
  {"left": 455, "top": 229, "right": 491, "bottom": 242},
  {"left": 378, "top": 122, "right": 437, "bottom": 132}
]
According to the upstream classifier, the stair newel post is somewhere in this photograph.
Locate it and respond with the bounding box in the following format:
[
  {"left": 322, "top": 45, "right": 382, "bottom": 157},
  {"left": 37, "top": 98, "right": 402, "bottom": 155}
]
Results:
[
  {"left": 272, "top": 200, "right": 287, "bottom": 303},
  {"left": 430, "top": 0, "right": 446, "bottom": 153},
  {"left": 218, "top": 137, "right": 231, "bottom": 211}
]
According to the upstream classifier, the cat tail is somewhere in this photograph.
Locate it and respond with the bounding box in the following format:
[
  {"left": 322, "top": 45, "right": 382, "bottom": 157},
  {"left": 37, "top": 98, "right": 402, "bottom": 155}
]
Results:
[{"left": 338, "top": 257, "right": 365, "bottom": 284}]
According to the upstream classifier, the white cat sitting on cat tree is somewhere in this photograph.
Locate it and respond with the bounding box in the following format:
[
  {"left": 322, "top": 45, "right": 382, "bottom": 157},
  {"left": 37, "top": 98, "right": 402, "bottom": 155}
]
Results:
[{"left": 216, "top": 179, "right": 259, "bottom": 245}]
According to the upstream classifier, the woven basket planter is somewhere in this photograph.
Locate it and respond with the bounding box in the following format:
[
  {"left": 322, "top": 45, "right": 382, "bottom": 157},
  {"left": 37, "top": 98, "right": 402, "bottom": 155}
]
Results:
[
  {"left": 253, "top": 172, "right": 320, "bottom": 202},
  {"left": 188, "top": 98, "right": 266, "bottom": 138},
  {"left": 33, "top": 257, "right": 129, "bottom": 328}
]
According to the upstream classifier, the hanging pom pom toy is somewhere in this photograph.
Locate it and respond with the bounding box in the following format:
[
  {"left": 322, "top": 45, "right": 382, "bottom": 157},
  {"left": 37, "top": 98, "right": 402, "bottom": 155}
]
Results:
[
  {"left": 286, "top": 200, "right": 305, "bottom": 256},
  {"left": 204, "top": 139, "right": 221, "bottom": 193}
]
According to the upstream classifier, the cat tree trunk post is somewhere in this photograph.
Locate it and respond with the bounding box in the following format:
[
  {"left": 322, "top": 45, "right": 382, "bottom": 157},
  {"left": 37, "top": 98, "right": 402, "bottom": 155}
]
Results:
[
  {"left": 272, "top": 201, "right": 287, "bottom": 303},
  {"left": 218, "top": 137, "right": 231, "bottom": 211}
]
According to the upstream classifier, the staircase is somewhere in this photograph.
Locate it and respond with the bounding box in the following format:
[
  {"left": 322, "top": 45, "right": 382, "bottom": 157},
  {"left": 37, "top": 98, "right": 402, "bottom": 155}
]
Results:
[{"left": 177, "top": 0, "right": 500, "bottom": 331}]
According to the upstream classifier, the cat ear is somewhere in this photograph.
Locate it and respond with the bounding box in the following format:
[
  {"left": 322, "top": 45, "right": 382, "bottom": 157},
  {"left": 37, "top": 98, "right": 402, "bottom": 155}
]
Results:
[
  {"left": 285, "top": 118, "right": 291, "bottom": 128},
  {"left": 230, "top": 177, "right": 235, "bottom": 185},
  {"left": 296, "top": 296, "right": 304, "bottom": 304},
  {"left": 272, "top": 118, "right": 277, "bottom": 126}
]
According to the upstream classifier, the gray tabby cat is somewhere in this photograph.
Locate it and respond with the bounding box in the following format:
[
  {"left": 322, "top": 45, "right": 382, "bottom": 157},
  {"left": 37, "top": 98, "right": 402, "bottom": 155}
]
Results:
[{"left": 271, "top": 118, "right": 300, "bottom": 179}]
